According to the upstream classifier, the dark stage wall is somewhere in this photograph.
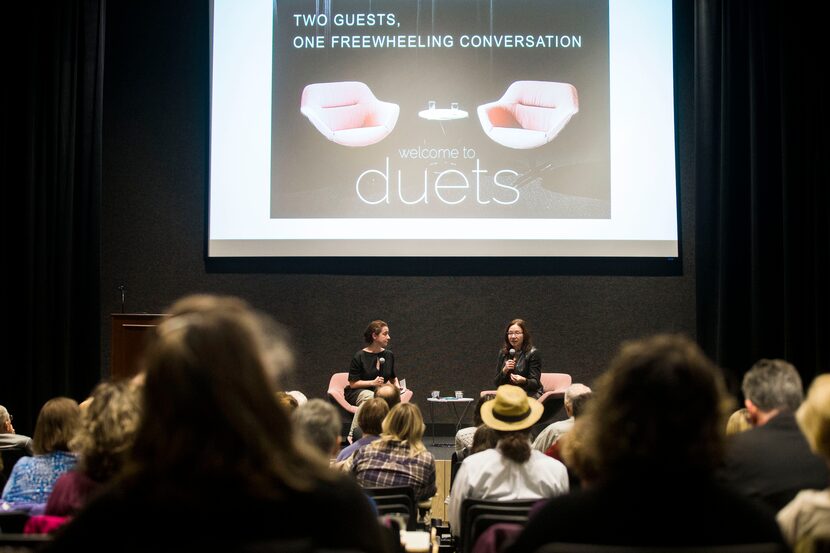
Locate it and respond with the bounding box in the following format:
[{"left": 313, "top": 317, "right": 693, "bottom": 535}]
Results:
[{"left": 100, "top": 0, "right": 697, "bottom": 421}]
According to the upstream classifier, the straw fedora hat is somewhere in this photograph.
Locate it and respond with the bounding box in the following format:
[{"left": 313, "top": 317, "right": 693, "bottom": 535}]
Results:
[{"left": 480, "top": 385, "right": 544, "bottom": 431}]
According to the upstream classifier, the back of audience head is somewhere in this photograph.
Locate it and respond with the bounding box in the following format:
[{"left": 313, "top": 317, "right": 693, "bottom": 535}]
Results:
[
  {"left": 382, "top": 403, "right": 426, "bottom": 453},
  {"left": 357, "top": 397, "right": 389, "bottom": 436},
  {"left": 569, "top": 391, "right": 593, "bottom": 418},
  {"left": 741, "top": 359, "right": 803, "bottom": 424},
  {"left": 470, "top": 425, "right": 499, "bottom": 456},
  {"left": 796, "top": 374, "right": 830, "bottom": 462},
  {"left": 0, "top": 405, "right": 14, "bottom": 433},
  {"left": 71, "top": 381, "right": 141, "bottom": 482},
  {"left": 374, "top": 383, "right": 401, "bottom": 409},
  {"left": 130, "top": 294, "right": 328, "bottom": 494},
  {"left": 564, "top": 384, "right": 592, "bottom": 416},
  {"left": 474, "top": 393, "right": 496, "bottom": 427},
  {"left": 292, "top": 399, "right": 342, "bottom": 459},
  {"left": 480, "top": 385, "right": 544, "bottom": 464},
  {"left": 33, "top": 397, "right": 81, "bottom": 455},
  {"left": 725, "top": 408, "right": 753, "bottom": 435},
  {"left": 574, "top": 334, "right": 732, "bottom": 482},
  {"left": 275, "top": 391, "right": 299, "bottom": 414}
]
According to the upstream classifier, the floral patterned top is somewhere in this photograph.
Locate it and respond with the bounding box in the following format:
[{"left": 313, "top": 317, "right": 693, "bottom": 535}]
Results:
[{"left": 2, "top": 450, "right": 76, "bottom": 505}]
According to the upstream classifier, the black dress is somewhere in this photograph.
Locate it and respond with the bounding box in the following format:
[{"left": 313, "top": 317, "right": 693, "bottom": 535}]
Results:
[
  {"left": 345, "top": 349, "right": 396, "bottom": 405},
  {"left": 494, "top": 347, "right": 542, "bottom": 398}
]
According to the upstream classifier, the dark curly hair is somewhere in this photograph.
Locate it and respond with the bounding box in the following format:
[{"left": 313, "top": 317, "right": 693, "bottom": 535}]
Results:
[{"left": 571, "top": 334, "right": 733, "bottom": 482}]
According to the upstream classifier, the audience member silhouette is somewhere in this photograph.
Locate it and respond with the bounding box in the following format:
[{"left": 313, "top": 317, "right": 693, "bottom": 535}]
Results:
[
  {"left": 506, "top": 334, "right": 785, "bottom": 551},
  {"left": 726, "top": 407, "right": 753, "bottom": 435},
  {"left": 352, "top": 382, "right": 400, "bottom": 442},
  {"left": 335, "top": 397, "right": 389, "bottom": 470},
  {"left": 274, "top": 391, "right": 299, "bottom": 414},
  {"left": 45, "top": 381, "right": 141, "bottom": 516},
  {"left": 0, "top": 405, "right": 33, "bottom": 455},
  {"left": 1, "top": 404, "right": 34, "bottom": 485},
  {"left": 291, "top": 399, "right": 341, "bottom": 459},
  {"left": 448, "top": 385, "right": 568, "bottom": 536},
  {"left": 532, "top": 383, "right": 592, "bottom": 452},
  {"left": 2, "top": 397, "right": 79, "bottom": 508},
  {"left": 469, "top": 425, "right": 499, "bottom": 456},
  {"left": 720, "top": 359, "right": 829, "bottom": 512},
  {"left": 47, "top": 294, "right": 393, "bottom": 553},
  {"left": 454, "top": 393, "right": 495, "bottom": 461},
  {"left": 777, "top": 374, "right": 830, "bottom": 552},
  {"left": 351, "top": 402, "right": 437, "bottom": 502}
]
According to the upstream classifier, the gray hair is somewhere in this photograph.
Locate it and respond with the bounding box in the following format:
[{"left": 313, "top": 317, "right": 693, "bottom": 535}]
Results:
[
  {"left": 564, "top": 383, "right": 592, "bottom": 405},
  {"left": 0, "top": 405, "right": 9, "bottom": 425},
  {"left": 742, "top": 359, "right": 803, "bottom": 412},
  {"left": 291, "top": 399, "right": 341, "bottom": 456}
]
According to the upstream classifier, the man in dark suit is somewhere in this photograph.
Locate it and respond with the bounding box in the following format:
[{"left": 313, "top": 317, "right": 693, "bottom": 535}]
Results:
[{"left": 719, "top": 359, "right": 830, "bottom": 512}]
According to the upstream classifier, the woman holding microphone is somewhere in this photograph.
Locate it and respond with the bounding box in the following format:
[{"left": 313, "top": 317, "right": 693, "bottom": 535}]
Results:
[
  {"left": 346, "top": 320, "right": 399, "bottom": 439},
  {"left": 495, "top": 319, "right": 542, "bottom": 398}
]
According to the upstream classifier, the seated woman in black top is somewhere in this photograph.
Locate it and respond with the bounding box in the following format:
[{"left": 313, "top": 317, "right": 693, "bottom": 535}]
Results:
[
  {"left": 345, "top": 320, "right": 399, "bottom": 440},
  {"left": 495, "top": 318, "right": 542, "bottom": 398}
]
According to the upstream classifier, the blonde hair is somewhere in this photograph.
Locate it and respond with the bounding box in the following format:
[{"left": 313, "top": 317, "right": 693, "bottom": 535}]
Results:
[
  {"left": 381, "top": 403, "right": 426, "bottom": 455},
  {"left": 796, "top": 374, "right": 830, "bottom": 460},
  {"left": 726, "top": 408, "right": 752, "bottom": 435}
]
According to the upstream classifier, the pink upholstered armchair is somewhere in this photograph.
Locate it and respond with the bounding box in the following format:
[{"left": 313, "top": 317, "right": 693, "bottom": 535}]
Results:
[
  {"left": 477, "top": 81, "right": 579, "bottom": 149},
  {"left": 300, "top": 81, "right": 399, "bottom": 147},
  {"left": 479, "top": 372, "right": 572, "bottom": 421},
  {"left": 326, "top": 372, "right": 414, "bottom": 419}
]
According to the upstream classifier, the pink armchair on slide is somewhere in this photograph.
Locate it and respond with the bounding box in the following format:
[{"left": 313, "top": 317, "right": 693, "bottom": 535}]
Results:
[
  {"left": 300, "top": 81, "right": 400, "bottom": 147},
  {"left": 477, "top": 81, "right": 579, "bottom": 149},
  {"left": 327, "top": 372, "right": 414, "bottom": 419}
]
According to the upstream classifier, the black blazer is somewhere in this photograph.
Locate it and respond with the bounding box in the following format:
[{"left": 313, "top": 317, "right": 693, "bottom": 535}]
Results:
[{"left": 494, "top": 346, "right": 542, "bottom": 397}]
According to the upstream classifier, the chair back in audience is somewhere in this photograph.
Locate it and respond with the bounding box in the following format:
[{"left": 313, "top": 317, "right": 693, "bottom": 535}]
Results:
[
  {"left": 450, "top": 451, "right": 462, "bottom": 488},
  {"left": 459, "top": 498, "right": 537, "bottom": 553},
  {"left": 0, "top": 511, "right": 30, "bottom": 533},
  {"left": 534, "top": 543, "right": 788, "bottom": 553},
  {"left": 0, "top": 533, "right": 51, "bottom": 552},
  {"left": 363, "top": 486, "right": 417, "bottom": 531}
]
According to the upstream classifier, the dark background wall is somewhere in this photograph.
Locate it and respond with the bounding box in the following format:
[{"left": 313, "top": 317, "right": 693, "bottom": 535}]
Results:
[{"left": 99, "top": 0, "right": 697, "bottom": 421}]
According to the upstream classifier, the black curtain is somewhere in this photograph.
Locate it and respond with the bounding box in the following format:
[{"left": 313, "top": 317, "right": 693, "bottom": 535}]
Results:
[
  {"left": 695, "top": 0, "right": 829, "bottom": 391},
  {"left": 0, "top": 0, "right": 104, "bottom": 434}
]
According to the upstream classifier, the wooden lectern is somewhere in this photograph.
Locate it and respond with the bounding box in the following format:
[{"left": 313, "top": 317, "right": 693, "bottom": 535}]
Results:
[{"left": 110, "top": 313, "right": 167, "bottom": 380}]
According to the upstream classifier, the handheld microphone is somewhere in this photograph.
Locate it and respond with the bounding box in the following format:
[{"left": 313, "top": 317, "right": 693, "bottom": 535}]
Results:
[{"left": 509, "top": 348, "right": 516, "bottom": 359}]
